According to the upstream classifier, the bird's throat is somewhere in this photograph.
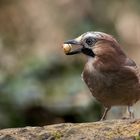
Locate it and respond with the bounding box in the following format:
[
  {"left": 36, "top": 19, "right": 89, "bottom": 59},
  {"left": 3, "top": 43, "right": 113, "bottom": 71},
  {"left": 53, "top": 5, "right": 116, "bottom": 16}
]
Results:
[{"left": 81, "top": 48, "right": 95, "bottom": 57}]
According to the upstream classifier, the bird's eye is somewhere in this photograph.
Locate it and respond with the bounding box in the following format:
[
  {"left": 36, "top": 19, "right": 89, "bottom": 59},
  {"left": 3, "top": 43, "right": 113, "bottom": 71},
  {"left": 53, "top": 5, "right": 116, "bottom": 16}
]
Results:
[{"left": 86, "top": 38, "right": 94, "bottom": 46}]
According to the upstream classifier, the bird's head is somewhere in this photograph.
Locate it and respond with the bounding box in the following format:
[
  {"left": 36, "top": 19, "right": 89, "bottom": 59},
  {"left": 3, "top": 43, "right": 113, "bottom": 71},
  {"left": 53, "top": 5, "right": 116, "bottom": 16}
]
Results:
[{"left": 63, "top": 32, "right": 126, "bottom": 70}]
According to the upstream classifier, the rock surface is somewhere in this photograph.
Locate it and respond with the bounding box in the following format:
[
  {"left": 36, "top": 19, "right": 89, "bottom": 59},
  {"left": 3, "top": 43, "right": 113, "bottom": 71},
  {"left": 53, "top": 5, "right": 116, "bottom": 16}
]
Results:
[{"left": 0, "top": 120, "right": 140, "bottom": 140}]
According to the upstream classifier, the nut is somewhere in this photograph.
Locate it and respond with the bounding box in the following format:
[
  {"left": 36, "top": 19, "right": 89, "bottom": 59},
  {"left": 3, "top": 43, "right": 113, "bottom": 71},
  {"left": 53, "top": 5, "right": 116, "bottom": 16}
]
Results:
[{"left": 62, "top": 44, "right": 72, "bottom": 54}]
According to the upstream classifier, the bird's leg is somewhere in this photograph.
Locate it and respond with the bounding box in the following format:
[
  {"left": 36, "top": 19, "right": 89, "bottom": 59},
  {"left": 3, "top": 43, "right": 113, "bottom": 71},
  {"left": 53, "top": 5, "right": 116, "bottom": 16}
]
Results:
[
  {"left": 127, "top": 106, "right": 134, "bottom": 119},
  {"left": 100, "top": 107, "right": 111, "bottom": 121}
]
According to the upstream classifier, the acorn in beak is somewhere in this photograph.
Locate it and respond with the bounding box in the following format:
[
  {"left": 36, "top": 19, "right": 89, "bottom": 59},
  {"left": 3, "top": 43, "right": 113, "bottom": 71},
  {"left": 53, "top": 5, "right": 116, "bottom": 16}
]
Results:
[
  {"left": 62, "top": 39, "right": 82, "bottom": 55},
  {"left": 62, "top": 39, "right": 95, "bottom": 57}
]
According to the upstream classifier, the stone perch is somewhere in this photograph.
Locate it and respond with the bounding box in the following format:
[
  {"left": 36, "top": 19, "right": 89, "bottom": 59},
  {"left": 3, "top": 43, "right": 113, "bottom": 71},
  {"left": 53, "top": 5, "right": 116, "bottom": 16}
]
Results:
[{"left": 0, "top": 120, "right": 140, "bottom": 140}]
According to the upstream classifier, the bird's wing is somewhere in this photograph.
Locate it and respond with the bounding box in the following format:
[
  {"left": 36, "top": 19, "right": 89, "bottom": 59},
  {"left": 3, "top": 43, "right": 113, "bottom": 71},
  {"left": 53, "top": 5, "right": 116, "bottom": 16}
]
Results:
[
  {"left": 124, "top": 58, "right": 140, "bottom": 83},
  {"left": 125, "top": 57, "right": 137, "bottom": 67}
]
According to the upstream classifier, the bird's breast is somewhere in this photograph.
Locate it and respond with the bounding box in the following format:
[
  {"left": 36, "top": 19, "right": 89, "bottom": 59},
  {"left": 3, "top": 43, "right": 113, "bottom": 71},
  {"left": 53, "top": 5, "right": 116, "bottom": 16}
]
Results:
[
  {"left": 82, "top": 63, "right": 140, "bottom": 106},
  {"left": 82, "top": 64, "right": 108, "bottom": 98}
]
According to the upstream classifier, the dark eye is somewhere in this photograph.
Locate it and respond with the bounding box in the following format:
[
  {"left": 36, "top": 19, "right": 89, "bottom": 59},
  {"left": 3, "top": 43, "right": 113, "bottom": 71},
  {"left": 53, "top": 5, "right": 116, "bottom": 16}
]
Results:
[{"left": 86, "top": 38, "right": 94, "bottom": 46}]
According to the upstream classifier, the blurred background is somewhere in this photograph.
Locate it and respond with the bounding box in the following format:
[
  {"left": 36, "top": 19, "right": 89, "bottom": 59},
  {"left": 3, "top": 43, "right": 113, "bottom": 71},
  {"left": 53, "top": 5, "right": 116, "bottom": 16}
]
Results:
[{"left": 0, "top": 0, "right": 140, "bottom": 128}]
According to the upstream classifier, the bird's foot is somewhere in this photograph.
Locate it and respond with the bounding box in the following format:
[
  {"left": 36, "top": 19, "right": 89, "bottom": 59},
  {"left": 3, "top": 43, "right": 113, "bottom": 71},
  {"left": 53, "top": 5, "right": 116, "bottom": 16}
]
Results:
[
  {"left": 100, "top": 107, "right": 110, "bottom": 121},
  {"left": 127, "top": 106, "right": 135, "bottom": 119},
  {"left": 122, "top": 106, "right": 135, "bottom": 120}
]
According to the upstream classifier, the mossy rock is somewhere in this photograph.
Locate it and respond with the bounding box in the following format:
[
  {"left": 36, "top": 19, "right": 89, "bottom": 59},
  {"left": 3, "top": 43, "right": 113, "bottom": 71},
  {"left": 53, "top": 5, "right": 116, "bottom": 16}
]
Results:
[{"left": 0, "top": 120, "right": 140, "bottom": 140}]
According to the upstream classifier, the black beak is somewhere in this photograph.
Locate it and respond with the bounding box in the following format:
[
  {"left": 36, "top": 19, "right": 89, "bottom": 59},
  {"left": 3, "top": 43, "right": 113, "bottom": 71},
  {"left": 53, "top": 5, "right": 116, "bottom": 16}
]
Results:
[
  {"left": 64, "top": 39, "right": 81, "bottom": 45},
  {"left": 64, "top": 39, "right": 82, "bottom": 55}
]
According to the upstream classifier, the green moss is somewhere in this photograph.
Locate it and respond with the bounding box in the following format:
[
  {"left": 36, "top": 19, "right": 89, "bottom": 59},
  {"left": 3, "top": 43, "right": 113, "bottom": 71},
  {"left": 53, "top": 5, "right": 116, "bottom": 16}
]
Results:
[
  {"left": 52, "top": 131, "right": 63, "bottom": 140},
  {"left": 135, "top": 136, "right": 140, "bottom": 140}
]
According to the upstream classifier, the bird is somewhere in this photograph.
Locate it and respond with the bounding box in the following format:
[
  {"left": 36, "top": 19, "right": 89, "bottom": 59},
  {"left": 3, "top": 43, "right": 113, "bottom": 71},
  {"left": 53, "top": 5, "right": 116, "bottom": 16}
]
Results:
[{"left": 62, "top": 31, "right": 140, "bottom": 120}]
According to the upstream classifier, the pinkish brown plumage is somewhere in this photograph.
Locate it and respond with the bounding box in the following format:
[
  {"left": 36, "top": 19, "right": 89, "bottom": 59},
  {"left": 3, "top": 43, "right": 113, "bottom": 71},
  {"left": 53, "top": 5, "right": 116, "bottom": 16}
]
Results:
[{"left": 63, "top": 31, "right": 140, "bottom": 120}]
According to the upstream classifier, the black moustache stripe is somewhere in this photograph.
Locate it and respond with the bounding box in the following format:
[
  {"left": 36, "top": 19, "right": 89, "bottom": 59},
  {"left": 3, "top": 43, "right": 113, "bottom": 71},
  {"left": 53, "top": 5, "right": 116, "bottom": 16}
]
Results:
[{"left": 81, "top": 48, "right": 95, "bottom": 57}]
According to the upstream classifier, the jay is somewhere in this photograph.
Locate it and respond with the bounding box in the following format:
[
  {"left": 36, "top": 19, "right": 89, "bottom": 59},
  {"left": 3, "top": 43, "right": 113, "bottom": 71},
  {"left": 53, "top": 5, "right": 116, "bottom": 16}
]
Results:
[{"left": 62, "top": 31, "right": 140, "bottom": 120}]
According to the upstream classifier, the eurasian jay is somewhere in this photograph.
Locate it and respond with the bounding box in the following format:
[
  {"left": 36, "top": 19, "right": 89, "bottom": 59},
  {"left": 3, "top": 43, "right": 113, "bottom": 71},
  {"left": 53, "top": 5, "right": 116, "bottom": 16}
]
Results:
[{"left": 62, "top": 31, "right": 140, "bottom": 120}]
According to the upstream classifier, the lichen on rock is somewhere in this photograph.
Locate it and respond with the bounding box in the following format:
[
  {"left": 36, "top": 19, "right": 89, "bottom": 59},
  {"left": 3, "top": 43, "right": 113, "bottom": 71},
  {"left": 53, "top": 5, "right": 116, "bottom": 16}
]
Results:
[{"left": 0, "top": 120, "right": 140, "bottom": 140}]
